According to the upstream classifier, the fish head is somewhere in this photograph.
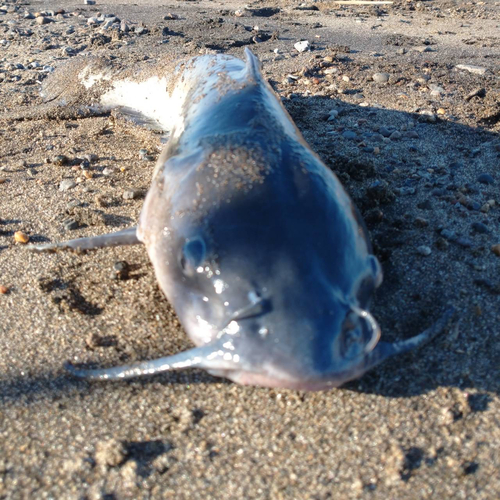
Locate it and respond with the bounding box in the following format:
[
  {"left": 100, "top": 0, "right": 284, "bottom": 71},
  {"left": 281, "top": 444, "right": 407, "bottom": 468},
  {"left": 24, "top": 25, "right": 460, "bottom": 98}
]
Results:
[{"left": 141, "top": 140, "right": 383, "bottom": 390}]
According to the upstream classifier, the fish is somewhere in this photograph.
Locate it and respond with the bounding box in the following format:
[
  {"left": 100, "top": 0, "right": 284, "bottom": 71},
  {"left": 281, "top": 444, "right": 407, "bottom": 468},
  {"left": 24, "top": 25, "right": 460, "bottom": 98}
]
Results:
[{"left": 30, "top": 48, "right": 454, "bottom": 390}]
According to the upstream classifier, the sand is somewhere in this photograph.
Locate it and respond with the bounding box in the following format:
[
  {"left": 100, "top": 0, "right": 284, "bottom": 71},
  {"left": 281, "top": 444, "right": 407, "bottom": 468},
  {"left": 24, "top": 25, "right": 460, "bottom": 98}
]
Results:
[{"left": 0, "top": 0, "right": 499, "bottom": 498}]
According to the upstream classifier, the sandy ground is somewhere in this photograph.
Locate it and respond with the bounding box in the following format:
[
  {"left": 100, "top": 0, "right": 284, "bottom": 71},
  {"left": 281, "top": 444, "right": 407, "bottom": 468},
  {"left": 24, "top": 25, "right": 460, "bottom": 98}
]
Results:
[{"left": 1, "top": 0, "right": 499, "bottom": 498}]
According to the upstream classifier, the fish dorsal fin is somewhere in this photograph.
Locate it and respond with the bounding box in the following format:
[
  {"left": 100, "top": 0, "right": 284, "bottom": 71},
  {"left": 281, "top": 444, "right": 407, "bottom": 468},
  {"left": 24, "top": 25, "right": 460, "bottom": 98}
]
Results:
[{"left": 244, "top": 48, "right": 262, "bottom": 84}]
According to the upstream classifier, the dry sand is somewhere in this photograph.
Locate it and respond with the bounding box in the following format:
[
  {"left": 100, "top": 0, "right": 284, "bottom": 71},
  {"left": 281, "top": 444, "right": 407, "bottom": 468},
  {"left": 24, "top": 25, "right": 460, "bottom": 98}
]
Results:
[{"left": 0, "top": 0, "right": 499, "bottom": 498}]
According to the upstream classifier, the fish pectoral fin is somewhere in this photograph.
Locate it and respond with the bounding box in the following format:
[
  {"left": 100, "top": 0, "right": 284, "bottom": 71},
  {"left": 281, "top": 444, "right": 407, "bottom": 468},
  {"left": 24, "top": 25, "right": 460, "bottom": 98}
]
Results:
[
  {"left": 27, "top": 227, "right": 141, "bottom": 253},
  {"left": 364, "top": 306, "right": 456, "bottom": 370},
  {"left": 65, "top": 342, "right": 239, "bottom": 381}
]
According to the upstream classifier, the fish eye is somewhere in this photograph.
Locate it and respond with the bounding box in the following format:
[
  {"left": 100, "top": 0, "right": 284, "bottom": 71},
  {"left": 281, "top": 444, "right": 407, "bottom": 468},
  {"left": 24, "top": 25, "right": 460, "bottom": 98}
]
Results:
[
  {"left": 340, "top": 308, "right": 380, "bottom": 360},
  {"left": 179, "top": 237, "right": 206, "bottom": 276}
]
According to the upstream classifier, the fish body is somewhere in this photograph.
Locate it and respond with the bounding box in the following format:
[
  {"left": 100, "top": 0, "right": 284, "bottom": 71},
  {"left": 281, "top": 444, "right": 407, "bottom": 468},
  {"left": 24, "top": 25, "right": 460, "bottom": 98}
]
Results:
[{"left": 31, "top": 49, "right": 453, "bottom": 390}]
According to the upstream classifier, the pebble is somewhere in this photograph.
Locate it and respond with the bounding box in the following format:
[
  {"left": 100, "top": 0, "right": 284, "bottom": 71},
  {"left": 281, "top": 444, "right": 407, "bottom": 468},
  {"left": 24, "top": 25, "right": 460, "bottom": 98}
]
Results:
[
  {"left": 389, "top": 131, "right": 402, "bottom": 140},
  {"left": 419, "top": 111, "right": 437, "bottom": 123},
  {"left": 492, "top": 244, "right": 500, "bottom": 257},
  {"left": 415, "top": 46, "right": 433, "bottom": 53},
  {"left": 477, "top": 173, "right": 494, "bottom": 185},
  {"left": 406, "top": 130, "right": 419, "bottom": 139},
  {"left": 102, "top": 167, "right": 114, "bottom": 176},
  {"left": 414, "top": 217, "right": 429, "bottom": 228},
  {"left": 123, "top": 189, "right": 142, "bottom": 200},
  {"left": 112, "top": 261, "right": 130, "bottom": 280},
  {"left": 0, "top": 285, "right": 9, "bottom": 294},
  {"left": 367, "top": 180, "right": 395, "bottom": 204},
  {"left": 63, "top": 218, "right": 79, "bottom": 231},
  {"left": 428, "top": 84, "right": 444, "bottom": 95},
  {"left": 53, "top": 155, "right": 69, "bottom": 166},
  {"left": 66, "top": 199, "right": 82, "bottom": 210},
  {"left": 327, "top": 109, "right": 339, "bottom": 121},
  {"left": 455, "top": 64, "right": 487, "bottom": 75},
  {"left": 440, "top": 229, "right": 456, "bottom": 241},
  {"left": 84, "top": 0, "right": 96, "bottom": 5},
  {"left": 471, "top": 222, "right": 489, "bottom": 234},
  {"left": 14, "top": 231, "right": 29, "bottom": 244},
  {"left": 59, "top": 179, "right": 76, "bottom": 191},
  {"left": 342, "top": 130, "right": 357, "bottom": 140},
  {"left": 465, "top": 87, "right": 486, "bottom": 101},
  {"left": 294, "top": 40, "right": 310, "bottom": 53},
  {"left": 372, "top": 72, "right": 390, "bottom": 84},
  {"left": 35, "top": 16, "right": 49, "bottom": 25},
  {"left": 417, "top": 245, "right": 431, "bottom": 256},
  {"left": 455, "top": 236, "right": 473, "bottom": 248},
  {"left": 138, "top": 149, "right": 154, "bottom": 161}
]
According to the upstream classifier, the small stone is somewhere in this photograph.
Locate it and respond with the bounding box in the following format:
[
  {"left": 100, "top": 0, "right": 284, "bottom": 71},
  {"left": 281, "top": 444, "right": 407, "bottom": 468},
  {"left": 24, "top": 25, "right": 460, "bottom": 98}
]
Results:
[
  {"left": 491, "top": 244, "right": 500, "bottom": 257},
  {"left": 138, "top": 149, "right": 154, "bottom": 161},
  {"left": 471, "top": 222, "right": 489, "bottom": 234},
  {"left": 415, "top": 46, "right": 433, "bottom": 53},
  {"left": 372, "top": 72, "right": 390, "bottom": 84},
  {"left": 342, "top": 130, "right": 357, "bottom": 140},
  {"left": 435, "top": 237, "right": 449, "bottom": 250},
  {"left": 417, "top": 245, "right": 431, "bottom": 256},
  {"left": 441, "top": 229, "right": 456, "bottom": 241},
  {"left": 53, "top": 155, "right": 69, "bottom": 166},
  {"left": 389, "top": 131, "right": 402, "bottom": 140},
  {"left": 419, "top": 111, "right": 437, "bottom": 123},
  {"left": 84, "top": 0, "right": 96, "bottom": 4},
  {"left": 477, "top": 173, "right": 494, "bottom": 185},
  {"left": 294, "top": 40, "right": 310, "bottom": 53},
  {"left": 112, "top": 261, "right": 130, "bottom": 280},
  {"left": 455, "top": 64, "right": 487, "bottom": 75},
  {"left": 35, "top": 16, "right": 49, "bottom": 25},
  {"left": 465, "top": 87, "right": 486, "bottom": 101},
  {"left": 95, "top": 439, "right": 127, "bottom": 468},
  {"left": 66, "top": 199, "right": 82, "bottom": 210},
  {"left": 123, "top": 189, "right": 142, "bottom": 200},
  {"left": 327, "top": 109, "right": 339, "bottom": 121},
  {"left": 83, "top": 170, "right": 93, "bottom": 179},
  {"left": 102, "top": 167, "right": 114, "bottom": 176},
  {"left": 164, "top": 13, "right": 179, "bottom": 20},
  {"left": 63, "top": 218, "right": 79, "bottom": 231},
  {"left": 406, "top": 130, "right": 419, "bottom": 139},
  {"left": 59, "top": 179, "right": 76, "bottom": 191},
  {"left": 378, "top": 127, "right": 392, "bottom": 138},
  {"left": 414, "top": 217, "right": 429, "bottom": 228},
  {"left": 0, "top": 285, "right": 9, "bottom": 294},
  {"left": 367, "top": 180, "right": 395, "bottom": 204},
  {"left": 82, "top": 154, "right": 98, "bottom": 163},
  {"left": 456, "top": 237, "right": 473, "bottom": 248},
  {"left": 14, "top": 231, "right": 29, "bottom": 244},
  {"left": 437, "top": 108, "right": 446, "bottom": 115}
]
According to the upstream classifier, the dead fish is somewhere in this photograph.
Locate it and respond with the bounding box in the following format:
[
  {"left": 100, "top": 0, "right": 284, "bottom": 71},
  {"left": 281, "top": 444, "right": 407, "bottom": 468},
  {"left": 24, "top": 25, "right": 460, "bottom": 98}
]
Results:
[{"left": 30, "top": 49, "right": 454, "bottom": 390}]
